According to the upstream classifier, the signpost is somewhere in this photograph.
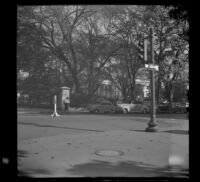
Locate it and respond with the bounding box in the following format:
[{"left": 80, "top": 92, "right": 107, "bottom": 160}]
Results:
[
  {"left": 145, "top": 28, "right": 159, "bottom": 132},
  {"left": 51, "top": 95, "right": 60, "bottom": 117}
]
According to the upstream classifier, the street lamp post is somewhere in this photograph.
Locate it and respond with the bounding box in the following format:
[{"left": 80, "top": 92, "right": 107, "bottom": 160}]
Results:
[{"left": 145, "top": 28, "right": 159, "bottom": 132}]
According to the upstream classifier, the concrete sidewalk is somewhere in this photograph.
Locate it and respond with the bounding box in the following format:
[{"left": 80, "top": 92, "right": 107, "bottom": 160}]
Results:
[{"left": 18, "top": 125, "right": 189, "bottom": 177}]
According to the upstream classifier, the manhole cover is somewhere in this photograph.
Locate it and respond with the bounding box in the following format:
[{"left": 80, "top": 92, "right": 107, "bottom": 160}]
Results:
[{"left": 95, "top": 150, "right": 124, "bottom": 156}]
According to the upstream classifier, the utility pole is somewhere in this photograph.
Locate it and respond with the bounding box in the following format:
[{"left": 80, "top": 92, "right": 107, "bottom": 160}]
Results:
[{"left": 145, "top": 28, "right": 159, "bottom": 132}]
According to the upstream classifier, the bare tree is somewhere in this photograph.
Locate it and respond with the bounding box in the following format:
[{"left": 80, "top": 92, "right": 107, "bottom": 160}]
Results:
[{"left": 23, "top": 6, "right": 96, "bottom": 93}]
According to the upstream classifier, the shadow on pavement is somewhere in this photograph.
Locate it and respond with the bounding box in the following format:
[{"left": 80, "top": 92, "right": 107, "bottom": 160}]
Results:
[
  {"left": 130, "top": 129, "right": 188, "bottom": 135},
  {"left": 18, "top": 150, "right": 30, "bottom": 158},
  {"left": 17, "top": 159, "right": 188, "bottom": 177},
  {"left": 162, "top": 130, "right": 188, "bottom": 135},
  {"left": 129, "top": 129, "right": 146, "bottom": 132},
  {"left": 18, "top": 168, "right": 52, "bottom": 177},
  {"left": 18, "top": 150, "right": 52, "bottom": 177},
  {"left": 67, "top": 160, "right": 189, "bottom": 178},
  {"left": 18, "top": 122, "right": 103, "bottom": 132}
]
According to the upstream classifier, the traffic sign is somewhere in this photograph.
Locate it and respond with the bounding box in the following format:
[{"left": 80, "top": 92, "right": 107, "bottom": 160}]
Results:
[{"left": 145, "top": 64, "right": 159, "bottom": 71}]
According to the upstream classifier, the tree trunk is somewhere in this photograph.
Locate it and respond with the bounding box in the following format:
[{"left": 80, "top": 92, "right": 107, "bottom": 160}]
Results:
[
  {"left": 131, "top": 78, "right": 136, "bottom": 102},
  {"left": 72, "top": 71, "right": 81, "bottom": 94},
  {"left": 166, "top": 83, "right": 174, "bottom": 113},
  {"left": 122, "top": 87, "right": 127, "bottom": 102},
  {"left": 168, "top": 91, "right": 173, "bottom": 113},
  {"left": 156, "top": 76, "right": 161, "bottom": 104},
  {"left": 87, "top": 57, "right": 95, "bottom": 96},
  {"left": 88, "top": 82, "right": 94, "bottom": 96},
  {"left": 53, "top": 49, "right": 81, "bottom": 94}
]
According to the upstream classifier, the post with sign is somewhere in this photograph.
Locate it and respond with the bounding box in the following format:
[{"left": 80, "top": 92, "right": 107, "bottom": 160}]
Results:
[
  {"left": 51, "top": 95, "right": 60, "bottom": 117},
  {"left": 145, "top": 28, "right": 159, "bottom": 132}
]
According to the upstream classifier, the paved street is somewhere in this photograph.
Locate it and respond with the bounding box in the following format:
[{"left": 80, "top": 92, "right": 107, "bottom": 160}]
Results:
[{"left": 18, "top": 107, "right": 189, "bottom": 178}]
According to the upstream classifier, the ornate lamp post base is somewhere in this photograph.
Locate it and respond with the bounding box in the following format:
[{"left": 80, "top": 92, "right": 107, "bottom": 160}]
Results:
[{"left": 145, "top": 122, "right": 159, "bottom": 132}]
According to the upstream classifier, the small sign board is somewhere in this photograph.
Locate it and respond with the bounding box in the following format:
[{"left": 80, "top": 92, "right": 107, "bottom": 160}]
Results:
[
  {"left": 63, "top": 89, "right": 69, "bottom": 98},
  {"left": 145, "top": 64, "right": 159, "bottom": 71},
  {"left": 62, "top": 89, "right": 70, "bottom": 103}
]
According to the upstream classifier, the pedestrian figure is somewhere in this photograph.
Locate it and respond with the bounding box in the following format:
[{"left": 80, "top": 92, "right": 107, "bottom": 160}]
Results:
[{"left": 63, "top": 97, "right": 69, "bottom": 111}]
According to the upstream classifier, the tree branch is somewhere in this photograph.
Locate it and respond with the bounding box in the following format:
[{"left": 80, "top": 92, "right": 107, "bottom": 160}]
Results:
[{"left": 50, "top": 20, "right": 56, "bottom": 47}]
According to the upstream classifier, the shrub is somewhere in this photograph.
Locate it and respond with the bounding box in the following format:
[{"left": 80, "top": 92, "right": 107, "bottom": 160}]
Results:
[
  {"left": 70, "top": 94, "right": 111, "bottom": 108},
  {"left": 70, "top": 93, "right": 91, "bottom": 108}
]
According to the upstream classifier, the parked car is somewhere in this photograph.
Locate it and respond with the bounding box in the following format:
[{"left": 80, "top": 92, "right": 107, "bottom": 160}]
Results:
[
  {"left": 156, "top": 102, "right": 170, "bottom": 113},
  {"left": 171, "top": 102, "right": 188, "bottom": 113},
  {"left": 157, "top": 102, "right": 188, "bottom": 113},
  {"left": 117, "top": 101, "right": 150, "bottom": 114},
  {"left": 117, "top": 103, "right": 133, "bottom": 113},
  {"left": 87, "top": 101, "right": 124, "bottom": 114}
]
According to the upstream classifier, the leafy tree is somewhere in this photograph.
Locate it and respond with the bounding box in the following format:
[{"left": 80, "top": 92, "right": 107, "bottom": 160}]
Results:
[
  {"left": 17, "top": 5, "right": 189, "bottom": 105},
  {"left": 17, "top": 6, "right": 55, "bottom": 103},
  {"left": 18, "top": 5, "right": 97, "bottom": 93},
  {"left": 75, "top": 12, "right": 122, "bottom": 96},
  {"left": 104, "top": 6, "right": 148, "bottom": 102},
  {"left": 17, "top": 6, "right": 47, "bottom": 73},
  {"left": 166, "top": 5, "right": 189, "bottom": 42},
  {"left": 139, "top": 6, "right": 189, "bottom": 107}
]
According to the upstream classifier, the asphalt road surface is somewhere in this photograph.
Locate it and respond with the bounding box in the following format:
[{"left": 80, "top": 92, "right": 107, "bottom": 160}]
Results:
[
  {"left": 17, "top": 109, "right": 188, "bottom": 178},
  {"left": 18, "top": 111, "right": 188, "bottom": 141}
]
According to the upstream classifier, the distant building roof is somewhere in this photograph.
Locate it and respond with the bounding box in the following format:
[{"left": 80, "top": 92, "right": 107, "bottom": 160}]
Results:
[
  {"left": 136, "top": 79, "right": 150, "bottom": 86},
  {"left": 60, "top": 86, "right": 71, "bottom": 89}
]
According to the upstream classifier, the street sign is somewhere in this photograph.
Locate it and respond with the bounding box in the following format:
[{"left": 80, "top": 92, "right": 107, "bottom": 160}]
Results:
[{"left": 145, "top": 64, "right": 159, "bottom": 71}]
